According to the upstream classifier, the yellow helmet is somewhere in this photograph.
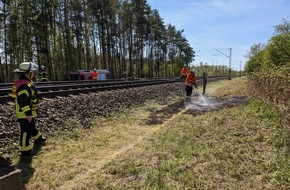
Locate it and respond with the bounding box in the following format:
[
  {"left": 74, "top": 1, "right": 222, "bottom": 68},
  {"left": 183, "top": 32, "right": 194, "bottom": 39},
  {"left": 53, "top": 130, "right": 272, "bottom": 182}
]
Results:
[{"left": 14, "top": 62, "right": 39, "bottom": 73}]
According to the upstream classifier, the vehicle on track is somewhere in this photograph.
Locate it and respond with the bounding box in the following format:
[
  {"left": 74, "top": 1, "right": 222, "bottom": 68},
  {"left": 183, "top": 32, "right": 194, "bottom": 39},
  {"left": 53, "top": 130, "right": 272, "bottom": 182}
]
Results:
[{"left": 65, "top": 69, "right": 110, "bottom": 81}]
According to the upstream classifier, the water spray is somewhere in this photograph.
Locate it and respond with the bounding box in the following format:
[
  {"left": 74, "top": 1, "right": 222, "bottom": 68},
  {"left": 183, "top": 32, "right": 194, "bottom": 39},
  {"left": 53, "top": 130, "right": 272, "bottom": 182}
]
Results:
[{"left": 196, "top": 92, "right": 210, "bottom": 107}]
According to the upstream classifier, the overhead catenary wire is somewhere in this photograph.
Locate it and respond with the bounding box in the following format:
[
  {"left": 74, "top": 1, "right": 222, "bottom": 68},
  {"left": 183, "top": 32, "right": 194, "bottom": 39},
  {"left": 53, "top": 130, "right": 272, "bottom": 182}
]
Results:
[{"left": 149, "top": 0, "right": 219, "bottom": 60}]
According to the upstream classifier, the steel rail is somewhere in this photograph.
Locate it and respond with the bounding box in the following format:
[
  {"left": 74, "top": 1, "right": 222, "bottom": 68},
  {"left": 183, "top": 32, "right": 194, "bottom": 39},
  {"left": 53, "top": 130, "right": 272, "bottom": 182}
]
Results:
[
  {"left": 0, "top": 79, "right": 128, "bottom": 88},
  {"left": 0, "top": 79, "right": 168, "bottom": 95},
  {"left": 0, "top": 75, "right": 227, "bottom": 88}
]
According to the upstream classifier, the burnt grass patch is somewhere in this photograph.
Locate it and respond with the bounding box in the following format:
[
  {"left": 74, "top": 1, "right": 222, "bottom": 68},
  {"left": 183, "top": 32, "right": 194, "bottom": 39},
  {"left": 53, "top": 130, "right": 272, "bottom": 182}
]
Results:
[
  {"left": 184, "top": 96, "right": 248, "bottom": 115},
  {"left": 145, "top": 95, "right": 249, "bottom": 125}
]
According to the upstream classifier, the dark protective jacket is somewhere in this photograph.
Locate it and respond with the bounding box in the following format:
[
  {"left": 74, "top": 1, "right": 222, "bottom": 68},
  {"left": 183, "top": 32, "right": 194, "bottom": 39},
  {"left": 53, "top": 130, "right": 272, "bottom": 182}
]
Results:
[
  {"left": 40, "top": 71, "right": 48, "bottom": 81},
  {"left": 11, "top": 76, "right": 38, "bottom": 119}
]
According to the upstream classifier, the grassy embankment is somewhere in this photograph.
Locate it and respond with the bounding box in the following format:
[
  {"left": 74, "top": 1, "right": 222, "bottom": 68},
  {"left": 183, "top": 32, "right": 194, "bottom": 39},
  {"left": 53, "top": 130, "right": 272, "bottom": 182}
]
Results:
[{"left": 16, "top": 77, "right": 290, "bottom": 189}]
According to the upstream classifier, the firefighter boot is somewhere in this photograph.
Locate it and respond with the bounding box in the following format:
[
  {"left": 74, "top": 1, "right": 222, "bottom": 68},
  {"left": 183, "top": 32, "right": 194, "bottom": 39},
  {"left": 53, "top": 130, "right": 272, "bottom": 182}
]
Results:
[
  {"left": 21, "top": 150, "right": 31, "bottom": 157},
  {"left": 185, "top": 96, "right": 192, "bottom": 103},
  {"left": 34, "top": 136, "right": 46, "bottom": 144}
]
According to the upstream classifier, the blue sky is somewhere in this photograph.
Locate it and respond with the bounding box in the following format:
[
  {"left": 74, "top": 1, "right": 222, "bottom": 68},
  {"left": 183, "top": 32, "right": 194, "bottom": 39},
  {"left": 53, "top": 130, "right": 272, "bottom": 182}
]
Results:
[{"left": 147, "top": 0, "right": 290, "bottom": 70}]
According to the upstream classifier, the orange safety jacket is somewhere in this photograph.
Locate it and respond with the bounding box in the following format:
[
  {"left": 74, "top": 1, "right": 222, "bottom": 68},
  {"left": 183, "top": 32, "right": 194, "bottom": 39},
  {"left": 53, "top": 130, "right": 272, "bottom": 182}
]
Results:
[
  {"left": 181, "top": 67, "right": 189, "bottom": 76},
  {"left": 92, "top": 71, "right": 98, "bottom": 80},
  {"left": 185, "top": 72, "right": 197, "bottom": 88}
]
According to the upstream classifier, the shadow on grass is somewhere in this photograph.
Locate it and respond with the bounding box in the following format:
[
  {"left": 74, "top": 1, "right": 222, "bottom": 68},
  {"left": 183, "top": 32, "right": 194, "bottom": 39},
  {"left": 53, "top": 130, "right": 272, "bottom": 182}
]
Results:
[
  {"left": 16, "top": 143, "right": 44, "bottom": 188},
  {"left": 145, "top": 100, "right": 184, "bottom": 125}
]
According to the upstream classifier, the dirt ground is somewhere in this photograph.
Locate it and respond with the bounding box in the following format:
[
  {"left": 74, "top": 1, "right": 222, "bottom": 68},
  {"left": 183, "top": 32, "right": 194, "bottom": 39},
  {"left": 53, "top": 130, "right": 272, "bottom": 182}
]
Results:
[{"left": 145, "top": 94, "right": 248, "bottom": 125}]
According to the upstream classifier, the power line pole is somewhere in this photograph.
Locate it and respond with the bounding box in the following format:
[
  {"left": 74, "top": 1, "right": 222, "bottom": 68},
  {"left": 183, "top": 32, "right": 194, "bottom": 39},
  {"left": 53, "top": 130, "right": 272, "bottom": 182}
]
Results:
[
  {"left": 215, "top": 48, "right": 232, "bottom": 80},
  {"left": 228, "top": 48, "right": 232, "bottom": 80},
  {"left": 240, "top": 61, "right": 242, "bottom": 77}
]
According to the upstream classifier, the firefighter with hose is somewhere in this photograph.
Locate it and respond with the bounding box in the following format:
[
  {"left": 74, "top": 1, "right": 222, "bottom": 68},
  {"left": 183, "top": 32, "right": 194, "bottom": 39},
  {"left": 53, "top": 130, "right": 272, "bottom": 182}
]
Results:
[{"left": 185, "top": 69, "right": 198, "bottom": 103}]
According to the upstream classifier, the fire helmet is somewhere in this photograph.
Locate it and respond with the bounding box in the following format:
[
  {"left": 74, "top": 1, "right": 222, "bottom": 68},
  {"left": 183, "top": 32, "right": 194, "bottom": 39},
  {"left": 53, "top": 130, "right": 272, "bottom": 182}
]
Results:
[{"left": 14, "top": 62, "right": 39, "bottom": 73}]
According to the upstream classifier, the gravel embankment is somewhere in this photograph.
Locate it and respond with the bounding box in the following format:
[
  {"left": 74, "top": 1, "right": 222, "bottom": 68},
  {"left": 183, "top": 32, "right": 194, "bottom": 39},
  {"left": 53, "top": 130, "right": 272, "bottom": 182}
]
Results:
[{"left": 0, "top": 82, "right": 184, "bottom": 157}]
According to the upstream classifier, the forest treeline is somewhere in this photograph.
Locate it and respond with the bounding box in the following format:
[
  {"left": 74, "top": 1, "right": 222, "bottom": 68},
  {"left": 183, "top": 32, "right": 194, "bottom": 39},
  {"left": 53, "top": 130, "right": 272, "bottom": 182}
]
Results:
[{"left": 0, "top": 0, "right": 196, "bottom": 82}]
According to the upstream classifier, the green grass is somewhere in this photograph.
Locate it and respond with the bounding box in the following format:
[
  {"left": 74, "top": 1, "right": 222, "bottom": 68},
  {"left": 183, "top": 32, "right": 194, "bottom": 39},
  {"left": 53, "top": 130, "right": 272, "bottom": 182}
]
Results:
[
  {"left": 102, "top": 106, "right": 282, "bottom": 189},
  {"left": 16, "top": 77, "right": 290, "bottom": 190}
]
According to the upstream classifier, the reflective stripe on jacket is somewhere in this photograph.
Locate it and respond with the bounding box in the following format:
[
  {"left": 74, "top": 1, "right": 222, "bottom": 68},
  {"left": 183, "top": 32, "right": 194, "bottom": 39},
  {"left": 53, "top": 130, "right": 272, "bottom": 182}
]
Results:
[
  {"left": 40, "top": 71, "right": 48, "bottom": 81},
  {"left": 12, "top": 78, "right": 38, "bottom": 119}
]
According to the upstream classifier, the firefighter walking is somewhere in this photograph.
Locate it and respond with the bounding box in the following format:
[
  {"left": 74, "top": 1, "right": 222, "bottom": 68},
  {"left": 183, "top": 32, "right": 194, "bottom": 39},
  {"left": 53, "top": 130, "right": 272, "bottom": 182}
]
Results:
[{"left": 12, "top": 62, "right": 46, "bottom": 157}]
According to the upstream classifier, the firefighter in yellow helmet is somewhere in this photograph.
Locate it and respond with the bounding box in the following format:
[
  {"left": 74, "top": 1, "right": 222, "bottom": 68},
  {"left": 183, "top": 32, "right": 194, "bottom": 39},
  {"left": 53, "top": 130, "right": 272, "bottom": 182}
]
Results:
[{"left": 12, "top": 62, "right": 46, "bottom": 157}]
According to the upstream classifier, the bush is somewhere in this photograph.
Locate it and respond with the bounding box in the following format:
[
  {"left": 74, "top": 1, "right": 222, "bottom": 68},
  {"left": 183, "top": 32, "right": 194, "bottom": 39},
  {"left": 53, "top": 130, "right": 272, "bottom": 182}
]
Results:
[{"left": 247, "top": 64, "right": 290, "bottom": 154}]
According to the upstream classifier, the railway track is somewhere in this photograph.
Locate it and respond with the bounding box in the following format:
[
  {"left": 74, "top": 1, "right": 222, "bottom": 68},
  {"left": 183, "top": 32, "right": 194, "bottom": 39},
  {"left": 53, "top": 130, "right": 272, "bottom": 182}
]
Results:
[
  {"left": 0, "top": 79, "right": 179, "bottom": 104},
  {"left": 0, "top": 76, "right": 228, "bottom": 104}
]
